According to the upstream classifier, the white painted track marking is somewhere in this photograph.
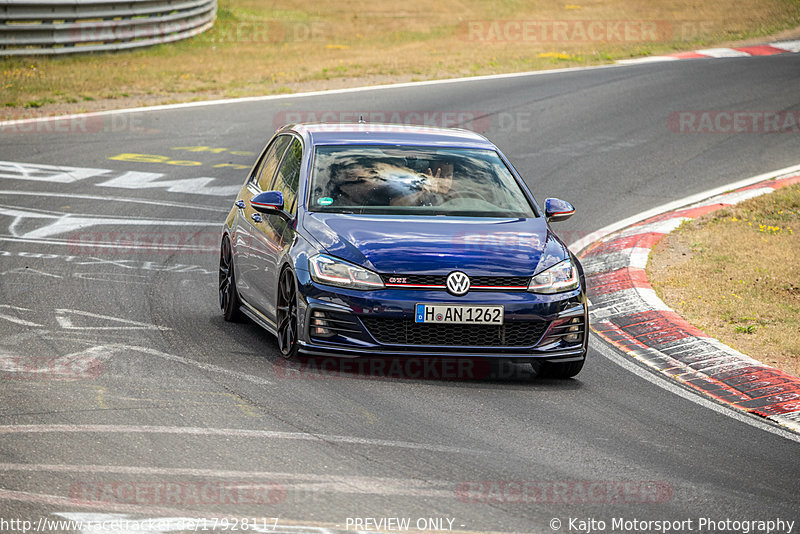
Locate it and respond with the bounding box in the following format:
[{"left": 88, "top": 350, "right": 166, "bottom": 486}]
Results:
[
  {"left": 0, "top": 205, "right": 215, "bottom": 239},
  {"left": 0, "top": 191, "right": 228, "bottom": 213},
  {"left": 0, "top": 64, "right": 621, "bottom": 128},
  {"left": 0, "top": 424, "right": 488, "bottom": 454},
  {"left": 54, "top": 309, "right": 170, "bottom": 331},
  {"left": 0, "top": 41, "right": 796, "bottom": 132},
  {"left": 0, "top": 235, "right": 216, "bottom": 252},
  {"left": 0, "top": 463, "right": 453, "bottom": 498},
  {"left": 0, "top": 161, "right": 241, "bottom": 197}
]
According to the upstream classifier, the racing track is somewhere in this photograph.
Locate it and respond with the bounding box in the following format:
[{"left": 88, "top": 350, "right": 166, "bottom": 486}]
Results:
[{"left": 1, "top": 55, "right": 799, "bottom": 533}]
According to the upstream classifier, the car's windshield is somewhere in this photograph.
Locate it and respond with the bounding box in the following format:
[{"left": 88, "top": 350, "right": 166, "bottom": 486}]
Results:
[{"left": 308, "top": 145, "right": 537, "bottom": 217}]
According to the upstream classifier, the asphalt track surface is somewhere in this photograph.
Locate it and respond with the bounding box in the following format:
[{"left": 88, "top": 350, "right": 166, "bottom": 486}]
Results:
[{"left": 1, "top": 55, "right": 799, "bottom": 533}]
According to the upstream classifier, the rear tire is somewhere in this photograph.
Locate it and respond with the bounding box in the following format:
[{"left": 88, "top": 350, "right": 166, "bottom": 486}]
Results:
[
  {"left": 537, "top": 359, "right": 584, "bottom": 379},
  {"left": 219, "top": 236, "right": 244, "bottom": 322}
]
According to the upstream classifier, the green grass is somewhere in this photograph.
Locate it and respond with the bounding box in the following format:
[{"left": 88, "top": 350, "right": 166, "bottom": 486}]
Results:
[{"left": 649, "top": 182, "right": 800, "bottom": 377}]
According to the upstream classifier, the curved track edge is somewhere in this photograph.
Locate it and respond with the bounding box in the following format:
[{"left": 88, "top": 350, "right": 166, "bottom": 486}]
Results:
[{"left": 577, "top": 169, "right": 800, "bottom": 433}]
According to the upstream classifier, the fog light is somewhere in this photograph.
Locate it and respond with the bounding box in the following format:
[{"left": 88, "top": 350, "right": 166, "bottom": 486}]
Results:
[
  {"left": 310, "top": 311, "right": 334, "bottom": 337},
  {"left": 564, "top": 318, "right": 582, "bottom": 342}
]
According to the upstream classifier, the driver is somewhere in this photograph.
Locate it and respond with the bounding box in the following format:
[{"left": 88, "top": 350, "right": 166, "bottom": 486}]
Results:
[
  {"left": 425, "top": 161, "right": 454, "bottom": 196},
  {"left": 392, "top": 160, "right": 456, "bottom": 206}
]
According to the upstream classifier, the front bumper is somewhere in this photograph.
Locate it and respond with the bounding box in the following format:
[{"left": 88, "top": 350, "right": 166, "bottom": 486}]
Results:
[{"left": 295, "top": 272, "right": 588, "bottom": 360}]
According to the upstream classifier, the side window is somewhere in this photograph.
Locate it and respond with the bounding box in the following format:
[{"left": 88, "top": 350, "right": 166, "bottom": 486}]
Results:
[
  {"left": 251, "top": 135, "right": 292, "bottom": 191},
  {"left": 247, "top": 139, "right": 273, "bottom": 184},
  {"left": 271, "top": 138, "right": 303, "bottom": 216}
]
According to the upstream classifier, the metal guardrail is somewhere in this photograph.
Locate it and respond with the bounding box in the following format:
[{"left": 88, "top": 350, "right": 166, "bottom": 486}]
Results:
[{"left": 0, "top": 0, "right": 217, "bottom": 55}]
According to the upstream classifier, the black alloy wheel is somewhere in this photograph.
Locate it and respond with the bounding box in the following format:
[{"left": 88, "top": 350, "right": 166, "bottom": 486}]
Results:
[
  {"left": 219, "top": 236, "right": 243, "bottom": 322},
  {"left": 276, "top": 268, "right": 299, "bottom": 359}
]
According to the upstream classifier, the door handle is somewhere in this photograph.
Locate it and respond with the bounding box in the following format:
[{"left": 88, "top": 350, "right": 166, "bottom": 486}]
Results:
[
  {"left": 235, "top": 200, "right": 245, "bottom": 209},
  {"left": 251, "top": 213, "right": 262, "bottom": 223}
]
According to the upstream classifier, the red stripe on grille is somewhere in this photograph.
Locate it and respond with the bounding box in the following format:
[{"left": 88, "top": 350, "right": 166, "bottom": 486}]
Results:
[
  {"left": 385, "top": 283, "right": 446, "bottom": 288},
  {"left": 471, "top": 286, "right": 528, "bottom": 290}
]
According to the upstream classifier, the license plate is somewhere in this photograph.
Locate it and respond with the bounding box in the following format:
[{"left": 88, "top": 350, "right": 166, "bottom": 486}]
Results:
[{"left": 415, "top": 304, "right": 504, "bottom": 324}]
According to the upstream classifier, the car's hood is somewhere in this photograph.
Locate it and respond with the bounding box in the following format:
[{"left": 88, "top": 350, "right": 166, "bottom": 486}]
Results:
[{"left": 302, "top": 213, "right": 569, "bottom": 276}]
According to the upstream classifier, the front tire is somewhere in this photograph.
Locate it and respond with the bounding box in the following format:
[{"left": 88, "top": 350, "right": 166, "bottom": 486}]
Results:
[
  {"left": 276, "top": 268, "right": 300, "bottom": 360},
  {"left": 219, "top": 236, "right": 243, "bottom": 322},
  {"left": 537, "top": 359, "right": 584, "bottom": 379}
]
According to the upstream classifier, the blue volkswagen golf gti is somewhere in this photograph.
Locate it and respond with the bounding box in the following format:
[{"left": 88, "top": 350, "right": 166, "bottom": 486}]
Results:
[{"left": 219, "top": 123, "right": 588, "bottom": 378}]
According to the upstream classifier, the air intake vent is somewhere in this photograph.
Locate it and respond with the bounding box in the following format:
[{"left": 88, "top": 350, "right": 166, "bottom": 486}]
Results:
[
  {"left": 360, "top": 318, "right": 547, "bottom": 347},
  {"left": 539, "top": 316, "right": 585, "bottom": 346},
  {"left": 309, "top": 310, "right": 362, "bottom": 340}
]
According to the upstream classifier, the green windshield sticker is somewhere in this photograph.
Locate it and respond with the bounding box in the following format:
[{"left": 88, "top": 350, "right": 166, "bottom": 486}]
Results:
[{"left": 318, "top": 197, "right": 334, "bottom": 206}]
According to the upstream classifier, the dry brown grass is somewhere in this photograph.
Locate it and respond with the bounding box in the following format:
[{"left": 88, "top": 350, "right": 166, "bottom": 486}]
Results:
[
  {"left": 2, "top": 0, "right": 800, "bottom": 119},
  {"left": 648, "top": 183, "right": 800, "bottom": 377}
]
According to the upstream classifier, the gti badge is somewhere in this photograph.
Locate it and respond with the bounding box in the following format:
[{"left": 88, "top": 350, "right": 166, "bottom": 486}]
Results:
[{"left": 446, "top": 271, "right": 470, "bottom": 296}]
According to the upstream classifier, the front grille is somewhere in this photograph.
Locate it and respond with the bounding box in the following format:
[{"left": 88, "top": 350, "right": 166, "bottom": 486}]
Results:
[
  {"left": 360, "top": 317, "right": 547, "bottom": 347},
  {"left": 381, "top": 274, "right": 529, "bottom": 289},
  {"left": 471, "top": 276, "right": 529, "bottom": 287},
  {"left": 383, "top": 274, "right": 445, "bottom": 286}
]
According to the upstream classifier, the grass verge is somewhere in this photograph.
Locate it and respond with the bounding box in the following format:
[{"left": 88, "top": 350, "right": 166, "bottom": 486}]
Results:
[
  {"left": 648, "top": 183, "right": 800, "bottom": 377},
  {"left": 2, "top": 0, "right": 800, "bottom": 119}
]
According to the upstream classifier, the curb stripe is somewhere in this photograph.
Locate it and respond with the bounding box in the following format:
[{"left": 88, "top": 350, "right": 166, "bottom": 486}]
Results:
[
  {"left": 618, "top": 40, "right": 800, "bottom": 64},
  {"left": 692, "top": 47, "right": 751, "bottom": 58},
  {"left": 582, "top": 233, "right": 663, "bottom": 257},
  {"left": 770, "top": 40, "right": 800, "bottom": 52},
  {"left": 579, "top": 171, "right": 800, "bottom": 433},
  {"left": 586, "top": 267, "right": 650, "bottom": 295},
  {"left": 734, "top": 45, "right": 788, "bottom": 56},
  {"left": 670, "top": 51, "right": 708, "bottom": 59}
]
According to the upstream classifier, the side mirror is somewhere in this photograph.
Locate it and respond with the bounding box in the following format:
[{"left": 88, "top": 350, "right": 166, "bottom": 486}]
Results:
[
  {"left": 544, "top": 198, "right": 575, "bottom": 223},
  {"left": 251, "top": 191, "right": 285, "bottom": 214}
]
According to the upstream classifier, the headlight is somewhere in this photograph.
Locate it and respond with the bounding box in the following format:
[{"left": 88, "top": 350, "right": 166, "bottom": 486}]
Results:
[
  {"left": 528, "top": 259, "right": 579, "bottom": 294},
  {"left": 309, "top": 254, "right": 385, "bottom": 290}
]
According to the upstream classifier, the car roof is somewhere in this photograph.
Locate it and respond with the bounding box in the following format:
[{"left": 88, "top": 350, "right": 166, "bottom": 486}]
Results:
[{"left": 287, "top": 123, "right": 496, "bottom": 149}]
